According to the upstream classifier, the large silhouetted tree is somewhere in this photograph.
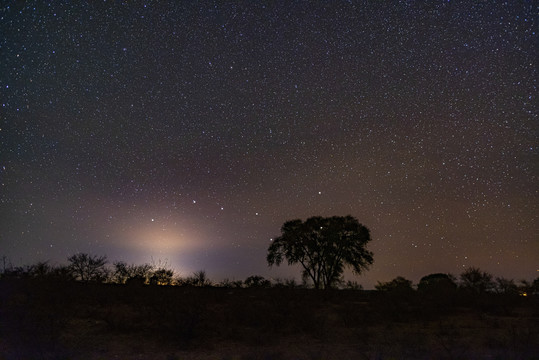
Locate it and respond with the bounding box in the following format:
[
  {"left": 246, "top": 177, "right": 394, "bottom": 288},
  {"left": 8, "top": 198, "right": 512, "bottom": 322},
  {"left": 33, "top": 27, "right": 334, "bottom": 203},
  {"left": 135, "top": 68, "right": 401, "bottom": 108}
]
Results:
[
  {"left": 67, "top": 253, "right": 108, "bottom": 282},
  {"left": 267, "top": 215, "right": 373, "bottom": 289}
]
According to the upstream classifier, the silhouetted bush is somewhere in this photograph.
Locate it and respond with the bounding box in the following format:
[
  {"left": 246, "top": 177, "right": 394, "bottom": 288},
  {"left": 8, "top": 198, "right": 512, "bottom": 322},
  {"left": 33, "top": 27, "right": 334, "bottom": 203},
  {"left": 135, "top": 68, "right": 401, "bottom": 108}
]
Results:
[
  {"left": 494, "top": 276, "right": 519, "bottom": 295},
  {"left": 518, "top": 278, "right": 539, "bottom": 297},
  {"left": 2, "top": 257, "right": 538, "bottom": 358},
  {"left": 343, "top": 280, "right": 363, "bottom": 290},
  {"left": 375, "top": 276, "right": 414, "bottom": 293},
  {"left": 374, "top": 277, "right": 419, "bottom": 321},
  {"left": 418, "top": 273, "right": 456, "bottom": 293},
  {"left": 218, "top": 278, "right": 244, "bottom": 288},
  {"left": 150, "top": 267, "right": 175, "bottom": 285},
  {"left": 67, "top": 253, "right": 108, "bottom": 282},
  {"left": 184, "top": 270, "right": 212, "bottom": 287},
  {"left": 459, "top": 266, "right": 495, "bottom": 294},
  {"left": 244, "top": 275, "right": 271, "bottom": 288},
  {"left": 113, "top": 261, "right": 154, "bottom": 284},
  {"left": 125, "top": 275, "right": 146, "bottom": 287}
]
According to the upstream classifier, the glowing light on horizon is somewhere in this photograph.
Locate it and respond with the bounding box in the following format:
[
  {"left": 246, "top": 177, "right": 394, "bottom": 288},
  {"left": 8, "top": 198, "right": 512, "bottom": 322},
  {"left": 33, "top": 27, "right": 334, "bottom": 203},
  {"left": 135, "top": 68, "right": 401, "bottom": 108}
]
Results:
[{"left": 111, "top": 216, "right": 213, "bottom": 258}]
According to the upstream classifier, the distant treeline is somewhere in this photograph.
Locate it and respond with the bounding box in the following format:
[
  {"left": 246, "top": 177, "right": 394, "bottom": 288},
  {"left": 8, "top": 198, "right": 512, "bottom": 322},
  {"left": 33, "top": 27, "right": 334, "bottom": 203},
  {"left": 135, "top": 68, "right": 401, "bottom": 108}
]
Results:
[{"left": 1, "top": 253, "right": 538, "bottom": 295}]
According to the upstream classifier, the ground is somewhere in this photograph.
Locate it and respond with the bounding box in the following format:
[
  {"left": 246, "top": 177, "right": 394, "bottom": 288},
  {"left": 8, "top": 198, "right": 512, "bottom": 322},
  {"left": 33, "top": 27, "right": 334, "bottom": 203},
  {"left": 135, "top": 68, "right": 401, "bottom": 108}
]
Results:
[{"left": 1, "top": 280, "right": 538, "bottom": 359}]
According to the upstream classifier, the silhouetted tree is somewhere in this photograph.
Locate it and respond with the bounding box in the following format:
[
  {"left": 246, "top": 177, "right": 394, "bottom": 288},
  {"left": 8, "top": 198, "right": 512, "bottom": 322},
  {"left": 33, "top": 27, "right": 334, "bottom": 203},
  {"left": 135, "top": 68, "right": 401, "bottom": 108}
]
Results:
[
  {"left": 186, "top": 270, "right": 211, "bottom": 287},
  {"left": 375, "top": 276, "right": 416, "bottom": 320},
  {"left": 50, "top": 265, "right": 74, "bottom": 282},
  {"left": 533, "top": 277, "right": 539, "bottom": 295},
  {"left": 375, "top": 276, "right": 414, "bottom": 293},
  {"left": 459, "top": 267, "right": 494, "bottom": 294},
  {"left": 344, "top": 280, "right": 363, "bottom": 290},
  {"left": 244, "top": 275, "right": 271, "bottom": 288},
  {"left": 112, "top": 261, "right": 130, "bottom": 284},
  {"left": 418, "top": 273, "right": 457, "bottom": 293},
  {"left": 28, "top": 261, "right": 52, "bottom": 278},
  {"left": 272, "top": 277, "right": 302, "bottom": 288},
  {"left": 67, "top": 253, "right": 108, "bottom": 282},
  {"left": 494, "top": 277, "right": 519, "bottom": 295},
  {"left": 113, "top": 261, "right": 154, "bottom": 284},
  {"left": 517, "top": 279, "right": 537, "bottom": 296},
  {"left": 2, "top": 265, "right": 31, "bottom": 278},
  {"left": 267, "top": 216, "right": 373, "bottom": 289},
  {"left": 232, "top": 280, "right": 244, "bottom": 288},
  {"left": 0, "top": 255, "right": 10, "bottom": 275},
  {"left": 150, "top": 267, "right": 175, "bottom": 285},
  {"left": 219, "top": 278, "right": 237, "bottom": 288}
]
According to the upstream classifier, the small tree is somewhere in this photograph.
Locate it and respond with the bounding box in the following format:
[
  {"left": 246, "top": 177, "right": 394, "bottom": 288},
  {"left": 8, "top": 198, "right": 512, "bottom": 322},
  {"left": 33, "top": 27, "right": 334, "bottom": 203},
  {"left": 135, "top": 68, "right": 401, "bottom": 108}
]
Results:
[
  {"left": 0, "top": 255, "right": 11, "bottom": 275},
  {"left": 3, "top": 265, "right": 31, "bottom": 278},
  {"left": 150, "top": 268, "right": 175, "bottom": 285},
  {"left": 50, "top": 265, "right": 75, "bottom": 282},
  {"left": 112, "top": 261, "right": 130, "bottom": 284},
  {"left": 28, "top": 261, "right": 53, "bottom": 278},
  {"left": 375, "top": 276, "right": 414, "bottom": 293},
  {"left": 244, "top": 275, "right": 271, "bottom": 288},
  {"left": 344, "top": 280, "right": 363, "bottom": 290},
  {"left": 267, "top": 215, "right": 373, "bottom": 289},
  {"left": 113, "top": 261, "right": 154, "bottom": 285},
  {"left": 459, "top": 267, "right": 494, "bottom": 294},
  {"left": 418, "top": 273, "right": 457, "bottom": 294},
  {"left": 187, "top": 270, "right": 211, "bottom": 287},
  {"left": 518, "top": 279, "right": 535, "bottom": 296},
  {"left": 494, "top": 277, "right": 518, "bottom": 295},
  {"left": 67, "top": 253, "right": 108, "bottom": 282}
]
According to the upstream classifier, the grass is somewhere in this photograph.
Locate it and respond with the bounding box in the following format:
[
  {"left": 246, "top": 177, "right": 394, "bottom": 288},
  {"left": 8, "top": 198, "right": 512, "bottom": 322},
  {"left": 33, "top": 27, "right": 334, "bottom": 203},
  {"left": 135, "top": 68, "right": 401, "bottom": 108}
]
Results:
[{"left": 0, "top": 279, "right": 538, "bottom": 360}]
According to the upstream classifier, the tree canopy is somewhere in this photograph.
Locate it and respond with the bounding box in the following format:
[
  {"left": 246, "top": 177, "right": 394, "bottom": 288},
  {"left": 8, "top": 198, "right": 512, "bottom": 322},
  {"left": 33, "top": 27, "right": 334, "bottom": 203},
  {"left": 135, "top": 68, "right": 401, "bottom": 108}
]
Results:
[
  {"left": 67, "top": 253, "right": 108, "bottom": 282},
  {"left": 459, "top": 266, "right": 494, "bottom": 294},
  {"left": 417, "top": 273, "right": 457, "bottom": 293},
  {"left": 267, "top": 215, "right": 373, "bottom": 289},
  {"left": 375, "top": 276, "right": 414, "bottom": 293}
]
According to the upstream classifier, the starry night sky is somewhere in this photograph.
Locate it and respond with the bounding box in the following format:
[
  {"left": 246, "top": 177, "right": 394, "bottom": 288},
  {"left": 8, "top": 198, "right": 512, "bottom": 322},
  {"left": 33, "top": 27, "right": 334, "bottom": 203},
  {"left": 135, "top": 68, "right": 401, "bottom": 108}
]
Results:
[{"left": 1, "top": 1, "right": 537, "bottom": 288}]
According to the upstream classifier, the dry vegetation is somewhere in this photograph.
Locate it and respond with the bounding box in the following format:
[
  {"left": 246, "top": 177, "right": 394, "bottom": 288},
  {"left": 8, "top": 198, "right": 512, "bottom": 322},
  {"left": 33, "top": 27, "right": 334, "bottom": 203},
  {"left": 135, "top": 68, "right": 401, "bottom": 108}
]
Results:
[{"left": 1, "top": 277, "right": 538, "bottom": 360}]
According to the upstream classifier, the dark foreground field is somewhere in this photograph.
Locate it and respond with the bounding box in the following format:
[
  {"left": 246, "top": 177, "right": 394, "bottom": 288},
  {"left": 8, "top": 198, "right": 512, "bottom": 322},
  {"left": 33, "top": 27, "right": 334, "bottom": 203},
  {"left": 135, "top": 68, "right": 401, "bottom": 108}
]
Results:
[{"left": 1, "top": 279, "right": 538, "bottom": 360}]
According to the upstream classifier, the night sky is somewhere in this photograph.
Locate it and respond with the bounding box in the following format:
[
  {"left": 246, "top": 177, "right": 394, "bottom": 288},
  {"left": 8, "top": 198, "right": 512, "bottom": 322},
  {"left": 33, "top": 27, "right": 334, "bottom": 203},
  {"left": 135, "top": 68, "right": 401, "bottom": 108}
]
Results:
[{"left": 1, "top": 1, "right": 537, "bottom": 288}]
